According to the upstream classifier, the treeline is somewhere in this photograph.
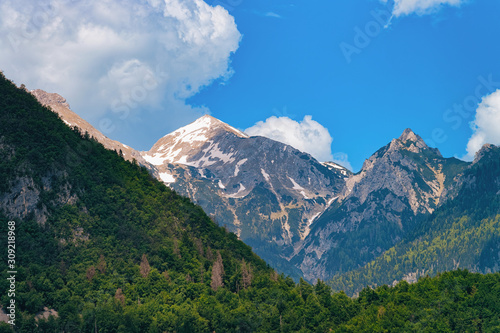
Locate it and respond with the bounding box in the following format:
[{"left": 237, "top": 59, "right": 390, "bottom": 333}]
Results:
[{"left": 0, "top": 268, "right": 499, "bottom": 332}]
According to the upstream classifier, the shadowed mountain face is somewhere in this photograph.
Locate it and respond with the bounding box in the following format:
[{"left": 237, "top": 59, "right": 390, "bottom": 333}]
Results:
[{"left": 291, "top": 129, "right": 469, "bottom": 281}]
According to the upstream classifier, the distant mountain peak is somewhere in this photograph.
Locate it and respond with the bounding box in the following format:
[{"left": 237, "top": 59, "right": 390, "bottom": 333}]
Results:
[
  {"left": 399, "top": 128, "right": 419, "bottom": 142},
  {"left": 31, "top": 89, "right": 150, "bottom": 168},
  {"left": 144, "top": 115, "right": 248, "bottom": 166},
  {"left": 321, "top": 161, "right": 352, "bottom": 177},
  {"left": 171, "top": 114, "right": 249, "bottom": 140},
  {"left": 32, "top": 89, "right": 71, "bottom": 109},
  {"left": 473, "top": 143, "right": 497, "bottom": 164},
  {"left": 386, "top": 128, "right": 434, "bottom": 155}
]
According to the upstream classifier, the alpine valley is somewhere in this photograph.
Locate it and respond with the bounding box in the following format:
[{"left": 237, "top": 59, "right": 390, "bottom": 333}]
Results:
[
  {"left": 30, "top": 87, "right": 500, "bottom": 295},
  {"left": 1, "top": 73, "right": 500, "bottom": 331}
]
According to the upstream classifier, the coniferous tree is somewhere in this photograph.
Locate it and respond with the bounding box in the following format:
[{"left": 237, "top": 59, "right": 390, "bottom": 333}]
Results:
[
  {"left": 86, "top": 266, "right": 96, "bottom": 282},
  {"left": 211, "top": 251, "right": 225, "bottom": 291},
  {"left": 140, "top": 254, "right": 151, "bottom": 278},
  {"left": 114, "top": 288, "right": 125, "bottom": 306},
  {"left": 241, "top": 259, "right": 253, "bottom": 289},
  {"left": 97, "top": 254, "right": 107, "bottom": 274}
]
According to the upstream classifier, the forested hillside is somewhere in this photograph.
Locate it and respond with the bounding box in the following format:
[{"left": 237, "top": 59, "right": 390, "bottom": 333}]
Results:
[
  {"left": 329, "top": 144, "right": 500, "bottom": 296},
  {"left": 0, "top": 72, "right": 499, "bottom": 332}
]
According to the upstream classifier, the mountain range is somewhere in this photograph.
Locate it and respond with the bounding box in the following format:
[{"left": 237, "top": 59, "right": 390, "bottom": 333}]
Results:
[
  {"left": 30, "top": 88, "right": 500, "bottom": 292},
  {"left": 1, "top": 74, "right": 499, "bottom": 331}
]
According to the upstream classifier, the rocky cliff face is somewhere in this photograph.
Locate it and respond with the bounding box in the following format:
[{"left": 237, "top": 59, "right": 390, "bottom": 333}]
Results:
[{"left": 292, "top": 129, "right": 469, "bottom": 281}]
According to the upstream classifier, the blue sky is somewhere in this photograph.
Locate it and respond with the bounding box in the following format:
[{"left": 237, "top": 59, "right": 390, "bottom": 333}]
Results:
[
  {"left": 1, "top": 0, "right": 500, "bottom": 171},
  {"left": 191, "top": 0, "right": 500, "bottom": 170}
]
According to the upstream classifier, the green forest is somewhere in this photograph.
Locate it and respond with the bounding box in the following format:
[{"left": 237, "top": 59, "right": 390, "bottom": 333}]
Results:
[{"left": 0, "top": 72, "right": 499, "bottom": 332}]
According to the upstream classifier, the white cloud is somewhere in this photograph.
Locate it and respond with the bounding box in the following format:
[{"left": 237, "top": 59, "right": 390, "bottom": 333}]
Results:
[
  {"left": 264, "top": 12, "right": 282, "bottom": 19},
  {"left": 381, "top": 0, "right": 464, "bottom": 17},
  {"left": 245, "top": 116, "right": 351, "bottom": 169},
  {"left": 464, "top": 89, "right": 500, "bottom": 161},
  {"left": 0, "top": 0, "right": 240, "bottom": 148}
]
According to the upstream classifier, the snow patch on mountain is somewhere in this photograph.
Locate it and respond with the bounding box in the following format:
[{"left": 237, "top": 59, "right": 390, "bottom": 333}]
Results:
[
  {"left": 143, "top": 115, "right": 249, "bottom": 167},
  {"left": 234, "top": 158, "right": 248, "bottom": 177},
  {"left": 159, "top": 172, "right": 176, "bottom": 183},
  {"left": 261, "top": 168, "right": 271, "bottom": 183},
  {"left": 227, "top": 184, "right": 247, "bottom": 198},
  {"left": 288, "top": 177, "right": 305, "bottom": 191}
]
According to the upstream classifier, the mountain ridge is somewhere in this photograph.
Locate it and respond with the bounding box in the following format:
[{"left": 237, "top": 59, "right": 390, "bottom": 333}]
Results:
[
  {"left": 328, "top": 144, "right": 500, "bottom": 295},
  {"left": 30, "top": 87, "right": 497, "bottom": 288},
  {"left": 292, "top": 128, "right": 469, "bottom": 281}
]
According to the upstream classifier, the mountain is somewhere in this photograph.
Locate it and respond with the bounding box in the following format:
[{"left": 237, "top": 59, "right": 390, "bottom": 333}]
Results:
[
  {"left": 29, "top": 87, "right": 499, "bottom": 290},
  {"left": 328, "top": 143, "right": 500, "bottom": 295},
  {"left": 141, "top": 115, "right": 347, "bottom": 277},
  {"left": 2, "top": 72, "right": 500, "bottom": 332},
  {"left": 31, "top": 90, "right": 351, "bottom": 278},
  {"left": 291, "top": 129, "right": 469, "bottom": 281},
  {"left": 0, "top": 70, "right": 268, "bottom": 330}
]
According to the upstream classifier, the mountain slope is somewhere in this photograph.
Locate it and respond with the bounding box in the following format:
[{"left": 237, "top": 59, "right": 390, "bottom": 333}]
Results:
[
  {"left": 292, "top": 129, "right": 469, "bottom": 281},
  {"left": 30, "top": 91, "right": 348, "bottom": 278},
  {"left": 31, "top": 89, "right": 152, "bottom": 170},
  {"left": 0, "top": 72, "right": 271, "bottom": 327},
  {"left": 328, "top": 144, "right": 500, "bottom": 295}
]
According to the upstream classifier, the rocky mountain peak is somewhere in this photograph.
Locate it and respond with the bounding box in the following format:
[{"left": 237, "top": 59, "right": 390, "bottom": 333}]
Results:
[
  {"left": 473, "top": 143, "right": 496, "bottom": 164},
  {"left": 32, "top": 89, "right": 71, "bottom": 109},
  {"left": 399, "top": 128, "right": 419, "bottom": 142},
  {"left": 144, "top": 115, "right": 249, "bottom": 166},
  {"left": 178, "top": 114, "right": 248, "bottom": 140},
  {"left": 31, "top": 89, "right": 150, "bottom": 168},
  {"left": 387, "top": 128, "right": 430, "bottom": 154}
]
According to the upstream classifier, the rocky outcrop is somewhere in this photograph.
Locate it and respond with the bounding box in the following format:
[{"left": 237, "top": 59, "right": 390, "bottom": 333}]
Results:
[{"left": 0, "top": 139, "right": 77, "bottom": 225}]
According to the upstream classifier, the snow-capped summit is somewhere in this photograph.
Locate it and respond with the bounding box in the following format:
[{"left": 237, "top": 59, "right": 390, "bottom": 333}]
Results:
[
  {"left": 143, "top": 115, "right": 248, "bottom": 166},
  {"left": 138, "top": 114, "right": 345, "bottom": 274}
]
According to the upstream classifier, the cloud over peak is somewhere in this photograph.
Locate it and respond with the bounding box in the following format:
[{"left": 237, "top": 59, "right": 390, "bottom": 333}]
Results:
[
  {"left": 245, "top": 115, "right": 352, "bottom": 169},
  {"left": 465, "top": 89, "right": 500, "bottom": 161},
  {"left": 0, "top": 0, "right": 241, "bottom": 146}
]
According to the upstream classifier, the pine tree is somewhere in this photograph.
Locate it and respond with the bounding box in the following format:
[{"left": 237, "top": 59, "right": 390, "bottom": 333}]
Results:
[
  {"left": 86, "top": 266, "right": 96, "bottom": 282},
  {"left": 140, "top": 254, "right": 151, "bottom": 278},
  {"left": 114, "top": 288, "right": 125, "bottom": 306},
  {"left": 211, "top": 251, "right": 225, "bottom": 291},
  {"left": 97, "top": 254, "right": 107, "bottom": 274},
  {"left": 241, "top": 259, "right": 253, "bottom": 289}
]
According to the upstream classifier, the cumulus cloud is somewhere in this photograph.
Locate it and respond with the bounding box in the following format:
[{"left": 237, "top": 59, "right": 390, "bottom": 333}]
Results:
[
  {"left": 0, "top": 0, "right": 240, "bottom": 148},
  {"left": 245, "top": 115, "right": 351, "bottom": 169},
  {"left": 381, "top": 0, "right": 464, "bottom": 17},
  {"left": 464, "top": 89, "right": 500, "bottom": 161}
]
